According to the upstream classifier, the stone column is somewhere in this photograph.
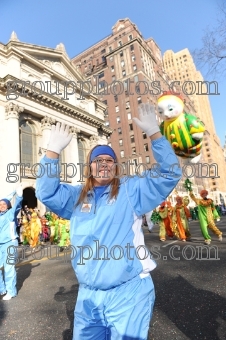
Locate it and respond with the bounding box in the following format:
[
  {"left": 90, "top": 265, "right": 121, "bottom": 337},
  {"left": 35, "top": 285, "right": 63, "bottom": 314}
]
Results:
[
  {"left": 36, "top": 117, "right": 56, "bottom": 213},
  {"left": 5, "top": 102, "right": 24, "bottom": 191},
  {"left": 40, "top": 116, "right": 56, "bottom": 148},
  {"left": 89, "top": 135, "right": 100, "bottom": 149},
  {"left": 65, "top": 126, "right": 80, "bottom": 185}
]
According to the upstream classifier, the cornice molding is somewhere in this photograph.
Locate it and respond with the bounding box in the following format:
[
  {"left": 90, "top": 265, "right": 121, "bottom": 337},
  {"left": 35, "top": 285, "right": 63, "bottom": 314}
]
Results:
[{"left": 0, "top": 75, "right": 112, "bottom": 137}]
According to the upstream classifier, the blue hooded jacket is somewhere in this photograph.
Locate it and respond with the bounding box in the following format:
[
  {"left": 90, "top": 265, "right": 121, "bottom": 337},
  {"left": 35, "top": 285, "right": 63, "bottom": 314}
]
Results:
[
  {"left": 36, "top": 136, "right": 182, "bottom": 290},
  {"left": 0, "top": 195, "right": 23, "bottom": 244}
]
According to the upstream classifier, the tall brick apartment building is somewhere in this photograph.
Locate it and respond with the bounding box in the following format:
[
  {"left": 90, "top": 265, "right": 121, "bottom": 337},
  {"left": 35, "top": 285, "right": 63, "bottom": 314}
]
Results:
[
  {"left": 72, "top": 19, "right": 197, "bottom": 171},
  {"left": 71, "top": 18, "right": 212, "bottom": 202}
]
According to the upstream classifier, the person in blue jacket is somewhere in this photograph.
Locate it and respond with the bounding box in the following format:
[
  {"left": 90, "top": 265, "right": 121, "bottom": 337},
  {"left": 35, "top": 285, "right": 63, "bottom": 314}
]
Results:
[
  {"left": 36, "top": 103, "right": 182, "bottom": 339},
  {"left": 0, "top": 185, "right": 23, "bottom": 300}
]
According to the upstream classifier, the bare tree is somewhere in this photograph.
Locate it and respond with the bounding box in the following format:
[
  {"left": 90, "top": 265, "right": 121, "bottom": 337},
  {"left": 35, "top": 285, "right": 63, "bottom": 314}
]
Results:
[{"left": 193, "top": 0, "right": 226, "bottom": 78}]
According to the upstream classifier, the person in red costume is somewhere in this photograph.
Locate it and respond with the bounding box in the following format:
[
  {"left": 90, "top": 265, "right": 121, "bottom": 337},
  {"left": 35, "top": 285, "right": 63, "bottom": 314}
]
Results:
[{"left": 158, "top": 201, "right": 174, "bottom": 241}]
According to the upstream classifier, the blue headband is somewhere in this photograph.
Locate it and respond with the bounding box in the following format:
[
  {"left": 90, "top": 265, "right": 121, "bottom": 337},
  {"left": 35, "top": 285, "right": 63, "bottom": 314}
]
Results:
[
  {"left": 90, "top": 145, "right": 116, "bottom": 163},
  {"left": 0, "top": 198, "right": 11, "bottom": 207}
]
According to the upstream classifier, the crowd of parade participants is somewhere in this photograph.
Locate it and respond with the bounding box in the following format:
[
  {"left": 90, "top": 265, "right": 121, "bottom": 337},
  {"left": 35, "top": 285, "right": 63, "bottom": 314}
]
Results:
[
  {"left": 17, "top": 205, "right": 70, "bottom": 248},
  {"left": 10, "top": 190, "right": 226, "bottom": 249},
  {"left": 143, "top": 190, "right": 224, "bottom": 245},
  {"left": 16, "top": 191, "right": 225, "bottom": 248}
]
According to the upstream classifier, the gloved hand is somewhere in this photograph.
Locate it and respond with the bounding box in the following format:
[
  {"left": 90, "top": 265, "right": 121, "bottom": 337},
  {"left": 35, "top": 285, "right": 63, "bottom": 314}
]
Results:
[
  {"left": 133, "top": 103, "right": 160, "bottom": 137},
  {"left": 47, "top": 122, "right": 73, "bottom": 154},
  {"left": 16, "top": 184, "right": 23, "bottom": 197}
]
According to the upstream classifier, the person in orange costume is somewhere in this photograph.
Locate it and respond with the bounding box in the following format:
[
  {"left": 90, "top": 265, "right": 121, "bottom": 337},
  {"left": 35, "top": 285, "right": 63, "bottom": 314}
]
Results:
[
  {"left": 158, "top": 201, "right": 174, "bottom": 241},
  {"left": 172, "top": 196, "right": 191, "bottom": 241}
]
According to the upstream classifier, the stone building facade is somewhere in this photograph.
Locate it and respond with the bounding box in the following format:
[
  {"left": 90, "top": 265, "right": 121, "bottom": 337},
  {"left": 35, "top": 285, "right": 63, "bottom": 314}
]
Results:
[{"left": 0, "top": 32, "right": 111, "bottom": 215}]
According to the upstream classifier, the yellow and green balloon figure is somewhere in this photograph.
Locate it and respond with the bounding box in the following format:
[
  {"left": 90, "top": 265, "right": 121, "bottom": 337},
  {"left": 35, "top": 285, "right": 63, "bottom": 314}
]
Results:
[{"left": 157, "top": 91, "right": 205, "bottom": 163}]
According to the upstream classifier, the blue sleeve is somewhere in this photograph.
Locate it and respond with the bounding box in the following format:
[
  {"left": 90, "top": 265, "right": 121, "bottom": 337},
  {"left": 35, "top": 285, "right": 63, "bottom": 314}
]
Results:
[
  {"left": 9, "top": 195, "right": 23, "bottom": 221},
  {"left": 35, "top": 156, "right": 82, "bottom": 219},
  {"left": 123, "top": 136, "right": 182, "bottom": 215}
]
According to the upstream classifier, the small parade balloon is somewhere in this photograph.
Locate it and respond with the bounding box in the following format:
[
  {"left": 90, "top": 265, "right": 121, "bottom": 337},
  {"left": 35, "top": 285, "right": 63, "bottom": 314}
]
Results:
[{"left": 157, "top": 91, "right": 205, "bottom": 163}]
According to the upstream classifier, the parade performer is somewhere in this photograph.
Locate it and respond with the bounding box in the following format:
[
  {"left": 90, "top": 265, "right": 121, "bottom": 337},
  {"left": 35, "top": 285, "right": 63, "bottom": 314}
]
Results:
[
  {"left": 29, "top": 211, "right": 42, "bottom": 248},
  {"left": 40, "top": 216, "right": 50, "bottom": 243},
  {"left": 58, "top": 219, "right": 70, "bottom": 247},
  {"left": 158, "top": 202, "right": 174, "bottom": 241},
  {"left": 21, "top": 215, "right": 31, "bottom": 245},
  {"left": 0, "top": 185, "right": 23, "bottom": 300},
  {"left": 157, "top": 91, "right": 205, "bottom": 163},
  {"left": 36, "top": 103, "right": 182, "bottom": 340},
  {"left": 189, "top": 189, "right": 223, "bottom": 245},
  {"left": 172, "top": 196, "right": 191, "bottom": 241}
]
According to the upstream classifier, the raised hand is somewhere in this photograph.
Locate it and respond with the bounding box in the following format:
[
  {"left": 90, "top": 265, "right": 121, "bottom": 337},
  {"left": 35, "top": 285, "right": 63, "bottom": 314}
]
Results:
[
  {"left": 47, "top": 122, "right": 73, "bottom": 154},
  {"left": 16, "top": 183, "right": 23, "bottom": 197},
  {"left": 133, "top": 103, "right": 160, "bottom": 137}
]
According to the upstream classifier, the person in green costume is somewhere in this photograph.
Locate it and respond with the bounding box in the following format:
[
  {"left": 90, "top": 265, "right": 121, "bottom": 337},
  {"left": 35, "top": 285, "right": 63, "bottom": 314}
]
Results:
[{"left": 189, "top": 189, "right": 223, "bottom": 245}]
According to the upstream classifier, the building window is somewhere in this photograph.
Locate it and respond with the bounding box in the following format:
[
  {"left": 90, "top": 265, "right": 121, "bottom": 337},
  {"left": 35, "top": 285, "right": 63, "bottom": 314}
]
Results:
[
  {"left": 111, "top": 66, "right": 114, "bottom": 72},
  {"left": 103, "top": 100, "right": 107, "bottom": 105},
  {"left": 118, "top": 127, "right": 122, "bottom": 134},
  {"left": 78, "top": 140, "right": 85, "bottom": 165},
  {"left": 126, "top": 101, "right": 130, "bottom": 109},
  {"left": 110, "top": 56, "right": 113, "bottom": 62},
  {"left": 129, "top": 35, "right": 133, "bottom": 41},
  {"left": 116, "top": 116, "right": 121, "bottom": 124},
  {"left": 98, "top": 72, "right": 104, "bottom": 79},
  {"left": 130, "top": 135, "right": 135, "bottom": 143},
  {"left": 101, "top": 49, "right": 106, "bottom": 54},
  {"left": 99, "top": 81, "right": 107, "bottom": 89},
  {"left": 115, "top": 106, "right": 119, "bottom": 112},
  {"left": 137, "top": 97, "right": 142, "bottom": 104},
  {"left": 129, "top": 123, "right": 133, "bottom": 131},
  {"left": 132, "top": 147, "right": 136, "bottom": 154},
  {"left": 114, "top": 95, "right": 118, "bottom": 102},
  {"left": 20, "top": 121, "right": 36, "bottom": 164},
  {"left": 119, "top": 139, "right": 123, "bottom": 146},
  {"left": 132, "top": 55, "right": 136, "bottom": 62},
  {"left": 144, "top": 143, "right": 149, "bottom": 152},
  {"left": 121, "top": 60, "right": 125, "bottom": 67},
  {"left": 112, "top": 75, "right": 116, "bottom": 81},
  {"left": 127, "top": 113, "right": 131, "bottom": 120},
  {"left": 120, "top": 150, "right": 124, "bottom": 158},
  {"left": 122, "top": 70, "right": 126, "bottom": 77},
  {"left": 120, "top": 51, "right": 123, "bottom": 57},
  {"left": 134, "top": 75, "right": 138, "bottom": 83},
  {"left": 109, "top": 46, "right": 112, "bottom": 52},
  {"left": 105, "top": 121, "right": 110, "bottom": 126},
  {"left": 118, "top": 41, "right": 122, "bottom": 46},
  {"left": 146, "top": 156, "right": 150, "bottom": 164},
  {"left": 130, "top": 44, "right": 134, "bottom": 51},
  {"left": 143, "top": 132, "right": 147, "bottom": 139},
  {"left": 133, "top": 65, "right": 137, "bottom": 71}
]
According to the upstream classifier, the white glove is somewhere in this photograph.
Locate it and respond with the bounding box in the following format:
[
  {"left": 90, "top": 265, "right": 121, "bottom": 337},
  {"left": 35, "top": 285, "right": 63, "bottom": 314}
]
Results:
[
  {"left": 133, "top": 103, "right": 160, "bottom": 137},
  {"left": 47, "top": 122, "right": 73, "bottom": 154},
  {"left": 16, "top": 184, "right": 23, "bottom": 197}
]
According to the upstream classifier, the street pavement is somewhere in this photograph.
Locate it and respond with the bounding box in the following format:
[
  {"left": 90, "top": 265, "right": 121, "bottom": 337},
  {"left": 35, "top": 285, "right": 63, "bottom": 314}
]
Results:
[{"left": 0, "top": 217, "right": 226, "bottom": 340}]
